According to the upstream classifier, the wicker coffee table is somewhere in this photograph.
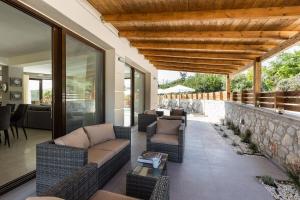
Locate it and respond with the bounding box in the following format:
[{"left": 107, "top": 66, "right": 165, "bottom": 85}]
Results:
[{"left": 126, "top": 152, "right": 168, "bottom": 199}]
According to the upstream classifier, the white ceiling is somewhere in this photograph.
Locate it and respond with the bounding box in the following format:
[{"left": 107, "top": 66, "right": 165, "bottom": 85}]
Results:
[{"left": 0, "top": 1, "right": 51, "bottom": 58}]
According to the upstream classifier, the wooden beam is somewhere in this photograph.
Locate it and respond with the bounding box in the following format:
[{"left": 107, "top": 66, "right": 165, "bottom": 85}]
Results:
[
  {"left": 120, "top": 31, "right": 298, "bottom": 40},
  {"left": 145, "top": 56, "right": 248, "bottom": 66},
  {"left": 140, "top": 50, "right": 260, "bottom": 61},
  {"left": 128, "top": 38, "right": 283, "bottom": 46},
  {"left": 152, "top": 61, "right": 236, "bottom": 72},
  {"left": 260, "top": 32, "right": 300, "bottom": 61},
  {"left": 150, "top": 60, "right": 241, "bottom": 69},
  {"left": 156, "top": 65, "right": 228, "bottom": 74},
  {"left": 132, "top": 42, "right": 273, "bottom": 53},
  {"left": 103, "top": 6, "right": 300, "bottom": 22}
]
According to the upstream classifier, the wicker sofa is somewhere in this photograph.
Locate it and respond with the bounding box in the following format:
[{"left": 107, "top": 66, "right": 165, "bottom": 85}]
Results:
[
  {"left": 36, "top": 124, "right": 131, "bottom": 195},
  {"left": 138, "top": 110, "right": 164, "bottom": 132},
  {"left": 147, "top": 119, "right": 185, "bottom": 163},
  {"left": 29, "top": 164, "right": 169, "bottom": 200}
]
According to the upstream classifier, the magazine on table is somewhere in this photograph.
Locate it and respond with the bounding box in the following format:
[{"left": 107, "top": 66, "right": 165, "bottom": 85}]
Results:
[{"left": 137, "top": 152, "right": 162, "bottom": 164}]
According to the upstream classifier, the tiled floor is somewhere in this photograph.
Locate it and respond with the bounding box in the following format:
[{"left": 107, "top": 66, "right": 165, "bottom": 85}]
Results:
[
  {"left": 0, "top": 128, "right": 52, "bottom": 186},
  {"left": 0, "top": 117, "right": 287, "bottom": 200}
]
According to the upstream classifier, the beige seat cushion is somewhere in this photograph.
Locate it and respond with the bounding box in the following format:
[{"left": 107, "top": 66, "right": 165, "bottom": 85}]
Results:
[
  {"left": 151, "top": 134, "right": 179, "bottom": 145},
  {"left": 162, "top": 116, "right": 184, "bottom": 120},
  {"left": 88, "top": 148, "right": 115, "bottom": 167},
  {"left": 54, "top": 128, "right": 90, "bottom": 149},
  {"left": 26, "top": 197, "right": 63, "bottom": 200},
  {"left": 90, "top": 190, "right": 138, "bottom": 200},
  {"left": 92, "top": 139, "right": 130, "bottom": 154},
  {"left": 157, "top": 119, "right": 181, "bottom": 135},
  {"left": 84, "top": 124, "right": 116, "bottom": 146}
]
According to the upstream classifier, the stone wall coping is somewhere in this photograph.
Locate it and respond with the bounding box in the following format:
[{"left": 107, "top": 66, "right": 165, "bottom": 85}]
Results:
[{"left": 225, "top": 101, "right": 300, "bottom": 124}]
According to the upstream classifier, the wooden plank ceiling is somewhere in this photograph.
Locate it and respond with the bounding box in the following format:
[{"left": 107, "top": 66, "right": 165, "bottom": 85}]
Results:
[{"left": 88, "top": 0, "right": 300, "bottom": 75}]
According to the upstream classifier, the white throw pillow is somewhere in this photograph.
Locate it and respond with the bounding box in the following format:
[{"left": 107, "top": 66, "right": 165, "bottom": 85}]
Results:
[
  {"left": 84, "top": 124, "right": 116, "bottom": 146},
  {"left": 54, "top": 128, "right": 90, "bottom": 149}
]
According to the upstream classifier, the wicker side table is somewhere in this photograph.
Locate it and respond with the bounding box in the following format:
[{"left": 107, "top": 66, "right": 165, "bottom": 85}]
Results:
[{"left": 126, "top": 152, "right": 168, "bottom": 200}]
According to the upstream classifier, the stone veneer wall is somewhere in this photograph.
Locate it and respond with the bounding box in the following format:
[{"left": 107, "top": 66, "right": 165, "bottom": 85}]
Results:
[{"left": 225, "top": 102, "right": 300, "bottom": 174}]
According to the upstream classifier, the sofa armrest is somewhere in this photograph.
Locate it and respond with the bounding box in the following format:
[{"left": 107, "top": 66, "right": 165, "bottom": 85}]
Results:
[
  {"left": 42, "top": 164, "right": 98, "bottom": 200},
  {"left": 146, "top": 121, "right": 157, "bottom": 139},
  {"left": 114, "top": 126, "right": 131, "bottom": 140},
  {"left": 150, "top": 176, "right": 169, "bottom": 200},
  {"left": 178, "top": 124, "right": 185, "bottom": 146},
  {"left": 36, "top": 141, "right": 88, "bottom": 171},
  {"left": 36, "top": 141, "right": 88, "bottom": 195}
]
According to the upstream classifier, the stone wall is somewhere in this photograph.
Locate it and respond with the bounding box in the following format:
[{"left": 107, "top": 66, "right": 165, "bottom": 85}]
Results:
[{"left": 225, "top": 102, "right": 300, "bottom": 174}]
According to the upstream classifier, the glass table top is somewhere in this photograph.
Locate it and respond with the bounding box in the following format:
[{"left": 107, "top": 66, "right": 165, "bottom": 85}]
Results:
[{"left": 131, "top": 152, "right": 168, "bottom": 178}]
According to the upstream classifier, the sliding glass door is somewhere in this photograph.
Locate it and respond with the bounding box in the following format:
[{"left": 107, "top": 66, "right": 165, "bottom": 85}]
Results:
[
  {"left": 124, "top": 65, "right": 145, "bottom": 126},
  {"left": 124, "top": 65, "right": 132, "bottom": 126},
  {"left": 134, "top": 70, "right": 145, "bottom": 124},
  {"left": 65, "top": 34, "right": 105, "bottom": 133},
  {"left": 0, "top": 0, "right": 52, "bottom": 189},
  {"left": 0, "top": 1, "right": 105, "bottom": 194}
]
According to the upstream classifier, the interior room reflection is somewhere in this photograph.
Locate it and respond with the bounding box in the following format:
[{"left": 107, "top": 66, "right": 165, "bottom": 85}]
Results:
[{"left": 0, "top": 1, "right": 52, "bottom": 187}]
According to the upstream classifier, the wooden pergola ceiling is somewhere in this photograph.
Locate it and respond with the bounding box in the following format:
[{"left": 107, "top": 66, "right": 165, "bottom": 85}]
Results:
[{"left": 88, "top": 0, "right": 300, "bottom": 75}]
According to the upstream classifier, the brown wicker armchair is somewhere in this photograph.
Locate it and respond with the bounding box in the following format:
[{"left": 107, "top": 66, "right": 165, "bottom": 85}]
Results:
[
  {"left": 170, "top": 109, "right": 187, "bottom": 126},
  {"left": 146, "top": 119, "right": 185, "bottom": 163},
  {"left": 138, "top": 110, "right": 164, "bottom": 132}
]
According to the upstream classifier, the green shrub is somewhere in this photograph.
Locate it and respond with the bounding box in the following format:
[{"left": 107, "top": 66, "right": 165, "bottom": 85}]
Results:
[
  {"left": 233, "top": 126, "right": 241, "bottom": 136},
  {"left": 222, "top": 133, "right": 228, "bottom": 138},
  {"left": 287, "top": 171, "right": 300, "bottom": 187},
  {"left": 261, "top": 176, "right": 277, "bottom": 188},
  {"left": 276, "top": 74, "right": 300, "bottom": 91},
  {"left": 232, "top": 141, "right": 238, "bottom": 147},
  {"left": 249, "top": 143, "right": 259, "bottom": 153},
  {"left": 241, "top": 129, "right": 252, "bottom": 143}
]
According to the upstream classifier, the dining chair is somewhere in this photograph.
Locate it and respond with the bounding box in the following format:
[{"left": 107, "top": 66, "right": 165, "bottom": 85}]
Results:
[
  {"left": 10, "top": 104, "right": 29, "bottom": 140},
  {"left": 0, "top": 106, "right": 12, "bottom": 147},
  {"left": 6, "top": 103, "right": 16, "bottom": 112}
]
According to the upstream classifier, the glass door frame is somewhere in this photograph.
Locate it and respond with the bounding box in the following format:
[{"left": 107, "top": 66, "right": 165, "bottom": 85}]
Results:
[
  {"left": 0, "top": 0, "right": 105, "bottom": 195},
  {"left": 126, "top": 65, "right": 146, "bottom": 126}
]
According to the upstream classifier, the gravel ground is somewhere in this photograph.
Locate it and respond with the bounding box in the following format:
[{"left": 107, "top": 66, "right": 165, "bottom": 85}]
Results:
[
  {"left": 258, "top": 177, "right": 300, "bottom": 200},
  {"left": 212, "top": 123, "right": 262, "bottom": 155}
]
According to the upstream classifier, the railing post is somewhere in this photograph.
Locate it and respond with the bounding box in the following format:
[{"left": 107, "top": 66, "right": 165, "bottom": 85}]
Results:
[
  {"left": 220, "top": 91, "right": 223, "bottom": 100},
  {"left": 241, "top": 90, "right": 244, "bottom": 104}
]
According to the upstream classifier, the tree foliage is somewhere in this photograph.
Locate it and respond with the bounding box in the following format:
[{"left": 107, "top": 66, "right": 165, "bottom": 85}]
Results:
[
  {"left": 263, "top": 51, "right": 300, "bottom": 91},
  {"left": 159, "top": 74, "right": 225, "bottom": 92},
  {"left": 159, "top": 50, "right": 300, "bottom": 93},
  {"left": 230, "top": 72, "right": 253, "bottom": 92}
]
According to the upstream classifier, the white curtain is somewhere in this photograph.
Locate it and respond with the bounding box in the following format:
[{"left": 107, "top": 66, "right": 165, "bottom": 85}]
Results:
[{"left": 23, "top": 74, "right": 30, "bottom": 104}]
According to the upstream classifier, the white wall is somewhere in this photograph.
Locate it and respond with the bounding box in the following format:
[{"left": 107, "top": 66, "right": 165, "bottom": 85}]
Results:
[{"left": 18, "top": 0, "right": 158, "bottom": 125}]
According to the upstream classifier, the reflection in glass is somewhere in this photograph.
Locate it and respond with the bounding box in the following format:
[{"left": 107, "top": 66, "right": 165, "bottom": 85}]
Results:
[
  {"left": 0, "top": 0, "right": 52, "bottom": 187},
  {"left": 124, "top": 65, "right": 132, "bottom": 126},
  {"left": 134, "top": 70, "right": 145, "bottom": 124},
  {"left": 65, "top": 35, "right": 104, "bottom": 133}
]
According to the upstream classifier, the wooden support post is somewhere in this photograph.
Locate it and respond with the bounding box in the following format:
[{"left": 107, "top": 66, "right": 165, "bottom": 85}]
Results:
[
  {"left": 253, "top": 59, "right": 262, "bottom": 106},
  {"left": 226, "top": 74, "right": 231, "bottom": 101}
]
